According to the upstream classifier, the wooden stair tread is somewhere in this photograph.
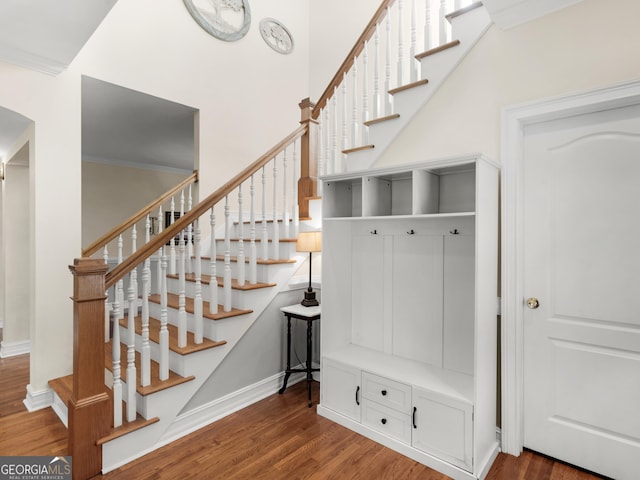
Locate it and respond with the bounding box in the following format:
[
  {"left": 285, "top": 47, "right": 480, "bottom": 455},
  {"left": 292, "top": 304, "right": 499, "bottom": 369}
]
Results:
[
  {"left": 167, "top": 272, "right": 275, "bottom": 290},
  {"left": 415, "top": 40, "right": 461, "bottom": 60},
  {"left": 118, "top": 316, "right": 227, "bottom": 355},
  {"left": 104, "top": 342, "right": 195, "bottom": 396},
  {"left": 49, "top": 375, "right": 73, "bottom": 407},
  {"left": 364, "top": 114, "right": 400, "bottom": 127},
  {"left": 148, "top": 293, "right": 253, "bottom": 320},
  {"left": 446, "top": 1, "right": 483, "bottom": 22},
  {"left": 202, "top": 255, "right": 296, "bottom": 265},
  {"left": 97, "top": 414, "right": 160, "bottom": 446},
  {"left": 389, "top": 78, "right": 429, "bottom": 96},
  {"left": 343, "top": 145, "right": 375, "bottom": 155}
]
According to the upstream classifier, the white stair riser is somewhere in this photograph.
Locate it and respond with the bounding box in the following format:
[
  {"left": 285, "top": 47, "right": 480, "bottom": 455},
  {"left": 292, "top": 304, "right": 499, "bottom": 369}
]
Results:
[
  {"left": 197, "top": 258, "right": 298, "bottom": 284},
  {"left": 165, "top": 276, "right": 274, "bottom": 309},
  {"left": 231, "top": 221, "right": 295, "bottom": 240},
  {"left": 214, "top": 239, "right": 297, "bottom": 260}
]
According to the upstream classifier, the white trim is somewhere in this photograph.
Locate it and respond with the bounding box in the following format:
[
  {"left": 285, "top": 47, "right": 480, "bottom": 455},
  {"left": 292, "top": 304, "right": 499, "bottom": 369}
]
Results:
[
  {"left": 500, "top": 78, "right": 640, "bottom": 456},
  {"left": 102, "top": 368, "right": 314, "bottom": 474},
  {"left": 50, "top": 388, "right": 69, "bottom": 427},
  {"left": 23, "top": 384, "right": 53, "bottom": 412},
  {"left": 0, "top": 339, "right": 31, "bottom": 358}
]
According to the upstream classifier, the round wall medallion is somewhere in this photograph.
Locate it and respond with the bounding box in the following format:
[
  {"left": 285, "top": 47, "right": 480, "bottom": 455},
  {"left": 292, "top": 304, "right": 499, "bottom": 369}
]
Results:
[
  {"left": 183, "top": 0, "right": 251, "bottom": 42},
  {"left": 259, "top": 18, "right": 294, "bottom": 54}
]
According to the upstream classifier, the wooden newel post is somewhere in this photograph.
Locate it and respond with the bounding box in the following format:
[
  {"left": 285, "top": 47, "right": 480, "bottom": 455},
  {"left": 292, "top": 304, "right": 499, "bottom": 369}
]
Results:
[
  {"left": 298, "top": 98, "right": 319, "bottom": 219},
  {"left": 68, "top": 258, "right": 111, "bottom": 480}
]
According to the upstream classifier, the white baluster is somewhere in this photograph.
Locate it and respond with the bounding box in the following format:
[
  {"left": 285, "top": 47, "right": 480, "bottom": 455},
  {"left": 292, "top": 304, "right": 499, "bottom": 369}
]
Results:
[
  {"left": 342, "top": 72, "right": 348, "bottom": 155},
  {"left": 439, "top": 0, "right": 449, "bottom": 45},
  {"left": 156, "top": 205, "right": 163, "bottom": 295},
  {"left": 282, "top": 148, "right": 290, "bottom": 239},
  {"left": 362, "top": 41, "right": 370, "bottom": 145},
  {"left": 141, "top": 216, "right": 151, "bottom": 387},
  {"left": 224, "top": 196, "right": 232, "bottom": 312},
  {"left": 425, "top": 0, "right": 433, "bottom": 52},
  {"left": 351, "top": 58, "right": 358, "bottom": 148},
  {"left": 332, "top": 87, "right": 338, "bottom": 172},
  {"left": 385, "top": 8, "right": 393, "bottom": 115},
  {"left": 292, "top": 140, "right": 300, "bottom": 237},
  {"left": 178, "top": 217, "right": 187, "bottom": 349},
  {"left": 317, "top": 117, "right": 324, "bottom": 178},
  {"left": 249, "top": 175, "right": 257, "bottom": 284},
  {"left": 209, "top": 207, "right": 218, "bottom": 313},
  {"left": 373, "top": 24, "right": 381, "bottom": 119},
  {"left": 410, "top": 0, "right": 419, "bottom": 82},
  {"left": 117, "top": 235, "right": 124, "bottom": 319},
  {"left": 103, "top": 246, "right": 110, "bottom": 341},
  {"left": 159, "top": 249, "right": 169, "bottom": 381},
  {"left": 272, "top": 158, "right": 280, "bottom": 259},
  {"left": 261, "top": 166, "right": 269, "bottom": 260},
  {"left": 126, "top": 271, "right": 137, "bottom": 422},
  {"left": 237, "top": 184, "right": 245, "bottom": 286},
  {"left": 324, "top": 107, "right": 331, "bottom": 175},
  {"left": 112, "top": 267, "right": 123, "bottom": 428},
  {"left": 398, "top": 0, "right": 405, "bottom": 87},
  {"left": 186, "top": 185, "right": 194, "bottom": 274},
  {"left": 193, "top": 218, "right": 203, "bottom": 344},
  {"left": 169, "top": 197, "right": 176, "bottom": 275},
  {"left": 131, "top": 224, "right": 138, "bottom": 299}
]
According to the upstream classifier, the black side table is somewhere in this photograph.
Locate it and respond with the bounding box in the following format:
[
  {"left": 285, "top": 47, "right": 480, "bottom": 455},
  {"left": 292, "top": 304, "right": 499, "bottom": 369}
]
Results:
[{"left": 278, "top": 304, "right": 321, "bottom": 407}]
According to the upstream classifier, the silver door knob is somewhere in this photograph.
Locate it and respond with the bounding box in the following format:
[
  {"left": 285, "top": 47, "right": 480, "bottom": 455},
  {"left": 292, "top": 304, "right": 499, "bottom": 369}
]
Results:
[{"left": 526, "top": 297, "right": 540, "bottom": 309}]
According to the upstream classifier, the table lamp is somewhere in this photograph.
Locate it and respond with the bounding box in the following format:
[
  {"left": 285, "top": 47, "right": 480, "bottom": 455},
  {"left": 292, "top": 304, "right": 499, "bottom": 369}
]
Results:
[{"left": 296, "top": 231, "right": 322, "bottom": 307}]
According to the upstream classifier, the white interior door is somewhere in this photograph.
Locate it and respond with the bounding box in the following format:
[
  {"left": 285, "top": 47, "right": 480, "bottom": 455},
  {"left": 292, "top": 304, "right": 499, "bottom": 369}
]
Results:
[{"left": 522, "top": 104, "right": 640, "bottom": 480}]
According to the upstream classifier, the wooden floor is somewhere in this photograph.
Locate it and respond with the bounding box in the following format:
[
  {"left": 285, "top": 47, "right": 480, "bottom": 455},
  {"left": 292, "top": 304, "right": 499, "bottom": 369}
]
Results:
[{"left": 0, "top": 329, "right": 606, "bottom": 479}]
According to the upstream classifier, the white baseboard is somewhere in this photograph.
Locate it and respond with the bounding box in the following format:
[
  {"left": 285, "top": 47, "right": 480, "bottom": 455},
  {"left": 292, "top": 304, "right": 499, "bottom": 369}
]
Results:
[
  {"left": 23, "top": 384, "right": 53, "bottom": 412},
  {"left": 0, "top": 339, "right": 31, "bottom": 358}
]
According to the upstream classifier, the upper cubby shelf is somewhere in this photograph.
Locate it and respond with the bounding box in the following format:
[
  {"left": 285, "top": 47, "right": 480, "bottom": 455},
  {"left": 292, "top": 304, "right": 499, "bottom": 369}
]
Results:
[{"left": 322, "top": 155, "right": 483, "bottom": 219}]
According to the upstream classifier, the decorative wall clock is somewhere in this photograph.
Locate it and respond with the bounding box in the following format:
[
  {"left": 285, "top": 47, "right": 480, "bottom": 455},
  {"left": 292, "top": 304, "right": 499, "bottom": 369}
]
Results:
[
  {"left": 183, "top": 0, "right": 251, "bottom": 42},
  {"left": 259, "top": 18, "right": 294, "bottom": 54}
]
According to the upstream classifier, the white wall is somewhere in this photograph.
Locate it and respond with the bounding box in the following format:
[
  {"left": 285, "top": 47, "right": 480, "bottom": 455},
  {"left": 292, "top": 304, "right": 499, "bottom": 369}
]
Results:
[
  {"left": 375, "top": 0, "right": 640, "bottom": 166},
  {"left": 82, "top": 161, "right": 191, "bottom": 253}
]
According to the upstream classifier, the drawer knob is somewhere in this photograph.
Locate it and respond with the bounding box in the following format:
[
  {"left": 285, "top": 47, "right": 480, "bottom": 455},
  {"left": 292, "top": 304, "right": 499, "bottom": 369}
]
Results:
[
  {"left": 381, "top": 418, "right": 387, "bottom": 425},
  {"left": 381, "top": 390, "right": 387, "bottom": 396}
]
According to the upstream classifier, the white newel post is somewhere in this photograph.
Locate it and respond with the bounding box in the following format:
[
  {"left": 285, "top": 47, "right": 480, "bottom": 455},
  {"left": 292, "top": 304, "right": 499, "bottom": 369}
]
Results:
[{"left": 237, "top": 184, "right": 246, "bottom": 285}]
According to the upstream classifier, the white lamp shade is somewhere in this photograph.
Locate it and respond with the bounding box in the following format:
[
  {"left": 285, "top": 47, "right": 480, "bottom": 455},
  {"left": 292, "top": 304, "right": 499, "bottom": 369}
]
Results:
[{"left": 296, "top": 231, "right": 322, "bottom": 253}]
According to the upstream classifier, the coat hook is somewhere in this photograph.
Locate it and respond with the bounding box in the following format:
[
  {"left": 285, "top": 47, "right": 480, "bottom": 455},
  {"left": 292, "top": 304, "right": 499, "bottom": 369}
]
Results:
[
  {"left": 407, "top": 229, "right": 415, "bottom": 235},
  {"left": 450, "top": 229, "right": 459, "bottom": 235},
  {"left": 370, "top": 229, "right": 377, "bottom": 235}
]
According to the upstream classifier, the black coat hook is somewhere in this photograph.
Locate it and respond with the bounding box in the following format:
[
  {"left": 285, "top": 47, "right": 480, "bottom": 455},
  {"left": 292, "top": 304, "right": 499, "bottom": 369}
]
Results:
[
  {"left": 407, "top": 229, "right": 415, "bottom": 235},
  {"left": 370, "top": 229, "right": 377, "bottom": 235},
  {"left": 450, "top": 229, "right": 459, "bottom": 235}
]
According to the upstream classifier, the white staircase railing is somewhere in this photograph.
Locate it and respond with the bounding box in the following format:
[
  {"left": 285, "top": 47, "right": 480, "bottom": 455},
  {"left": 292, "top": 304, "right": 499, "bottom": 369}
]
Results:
[{"left": 315, "top": 0, "right": 478, "bottom": 176}]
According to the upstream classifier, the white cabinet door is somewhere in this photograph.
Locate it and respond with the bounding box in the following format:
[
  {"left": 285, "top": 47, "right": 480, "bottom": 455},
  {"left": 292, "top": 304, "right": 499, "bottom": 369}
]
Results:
[
  {"left": 322, "top": 359, "right": 361, "bottom": 422},
  {"left": 412, "top": 387, "right": 473, "bottom": 472}
]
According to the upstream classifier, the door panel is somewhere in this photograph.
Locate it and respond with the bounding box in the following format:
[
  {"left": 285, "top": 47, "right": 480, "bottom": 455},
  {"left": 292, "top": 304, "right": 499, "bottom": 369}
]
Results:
[{"left": 523, "top": 104, "right": 640, "bottom": 480}]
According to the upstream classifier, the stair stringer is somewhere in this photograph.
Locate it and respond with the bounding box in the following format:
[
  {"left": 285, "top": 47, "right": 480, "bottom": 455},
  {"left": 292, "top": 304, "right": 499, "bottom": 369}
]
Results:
[
  {"left": 345, "top": 5, "right": 493, "bottom": 172},
  {"left": 101, "top": 244, "right": 308, "bottom": 473}
]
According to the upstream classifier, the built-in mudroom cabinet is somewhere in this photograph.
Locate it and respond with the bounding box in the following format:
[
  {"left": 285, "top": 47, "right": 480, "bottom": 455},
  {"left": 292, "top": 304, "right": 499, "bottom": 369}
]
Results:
[{"left": 318, "top": 154, "right": 500, "bottom": 480}]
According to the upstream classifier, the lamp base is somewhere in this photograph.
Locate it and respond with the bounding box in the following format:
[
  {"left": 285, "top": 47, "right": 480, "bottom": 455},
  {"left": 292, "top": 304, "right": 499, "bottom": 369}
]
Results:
[{"left": 301, "top": 289, "right": 319, "bottom": 307}]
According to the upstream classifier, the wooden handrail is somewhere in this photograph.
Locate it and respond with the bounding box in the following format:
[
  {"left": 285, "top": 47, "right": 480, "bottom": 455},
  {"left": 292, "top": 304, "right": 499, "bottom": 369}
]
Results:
[
  {"left": 311, "top": 0, "right": 396, "bottom": 119},
  {"left": 82, "top": 171, "right": 199, "bottom": 258},
  {"left": 105, "top": 125, "right": 307, "bottom": 290}
]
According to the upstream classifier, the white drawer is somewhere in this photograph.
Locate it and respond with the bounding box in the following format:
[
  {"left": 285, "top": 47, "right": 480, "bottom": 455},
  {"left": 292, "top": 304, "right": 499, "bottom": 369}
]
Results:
[
  {"left": 362, "top": 399, "right": 412, "bottom": 444},
  {"left": 362, "top": 372, "right": 411, "bottom": 413}
]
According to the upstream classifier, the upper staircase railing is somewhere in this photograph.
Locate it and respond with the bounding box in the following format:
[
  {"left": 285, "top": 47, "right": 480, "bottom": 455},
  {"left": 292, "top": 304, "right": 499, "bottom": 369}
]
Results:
[{"left": 313, "top": 0, "right": 478, "bottom": 176}]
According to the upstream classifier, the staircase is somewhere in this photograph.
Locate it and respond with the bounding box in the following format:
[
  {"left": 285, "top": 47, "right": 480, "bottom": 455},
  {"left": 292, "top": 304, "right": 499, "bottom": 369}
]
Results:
[{"left": 51, "top": 1, "right": 493, "bottom": 477}]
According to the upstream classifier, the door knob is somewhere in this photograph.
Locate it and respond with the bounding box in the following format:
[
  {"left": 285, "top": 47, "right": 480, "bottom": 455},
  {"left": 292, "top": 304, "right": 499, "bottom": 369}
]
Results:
[{"left": 526, "top": 297, "right": 540, "bottom": 309}]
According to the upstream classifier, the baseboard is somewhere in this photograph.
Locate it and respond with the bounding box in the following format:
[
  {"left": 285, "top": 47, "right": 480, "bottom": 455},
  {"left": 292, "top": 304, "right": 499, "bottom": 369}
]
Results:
[
  {"left": 0, "top": 339, "right": 31, "bottom": 358},
  {"left": 23, "top": 384, "right": 53, "bottom": 412}
]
